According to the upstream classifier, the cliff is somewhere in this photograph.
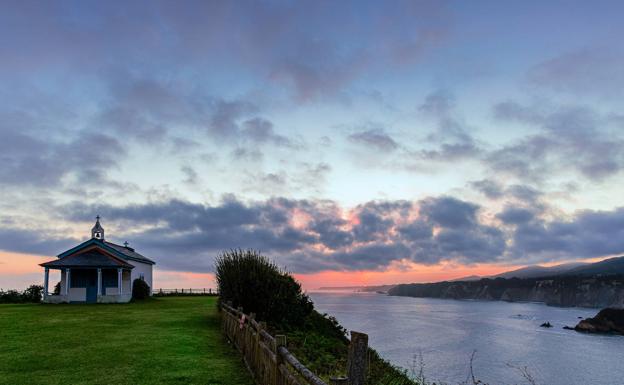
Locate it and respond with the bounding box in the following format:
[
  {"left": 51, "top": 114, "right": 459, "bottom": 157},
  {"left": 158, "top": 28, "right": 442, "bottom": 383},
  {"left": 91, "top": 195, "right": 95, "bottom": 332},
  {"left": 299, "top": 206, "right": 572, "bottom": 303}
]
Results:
[{"left": 388, "top": 275, "right": 624, "bottom": 308}]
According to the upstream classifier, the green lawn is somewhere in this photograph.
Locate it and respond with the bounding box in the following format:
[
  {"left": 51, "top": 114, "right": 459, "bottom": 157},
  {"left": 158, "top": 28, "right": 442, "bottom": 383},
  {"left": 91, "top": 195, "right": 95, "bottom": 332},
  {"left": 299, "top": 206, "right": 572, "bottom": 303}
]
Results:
[{"left": 0, "top": 297, "right": 254, "bottom": 385}]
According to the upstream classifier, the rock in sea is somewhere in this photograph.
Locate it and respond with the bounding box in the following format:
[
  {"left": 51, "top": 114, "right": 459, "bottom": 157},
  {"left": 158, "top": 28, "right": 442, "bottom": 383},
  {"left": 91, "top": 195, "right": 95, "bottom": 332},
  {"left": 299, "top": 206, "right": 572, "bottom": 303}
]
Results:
[{"left": 574, "top": 308, "right": 624, "bottom": 335}]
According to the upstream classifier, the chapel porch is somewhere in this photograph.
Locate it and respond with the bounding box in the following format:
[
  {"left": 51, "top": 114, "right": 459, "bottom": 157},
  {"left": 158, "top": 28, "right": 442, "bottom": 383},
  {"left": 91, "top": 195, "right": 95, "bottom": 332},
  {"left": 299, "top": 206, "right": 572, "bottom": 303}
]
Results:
[{"left": 40, "top": 250, "right": 134, "bottom": 303}]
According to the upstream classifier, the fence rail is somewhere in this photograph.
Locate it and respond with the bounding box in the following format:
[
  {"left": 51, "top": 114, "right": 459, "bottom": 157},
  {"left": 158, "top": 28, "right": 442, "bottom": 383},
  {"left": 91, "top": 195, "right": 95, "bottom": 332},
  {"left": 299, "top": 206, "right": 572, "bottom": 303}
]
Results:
[
  {"left": 154, "top": 288, "right": 217, "bottom": 295},
  {"left": 221, "top": 302, "right": 330, "bottom": 385}
]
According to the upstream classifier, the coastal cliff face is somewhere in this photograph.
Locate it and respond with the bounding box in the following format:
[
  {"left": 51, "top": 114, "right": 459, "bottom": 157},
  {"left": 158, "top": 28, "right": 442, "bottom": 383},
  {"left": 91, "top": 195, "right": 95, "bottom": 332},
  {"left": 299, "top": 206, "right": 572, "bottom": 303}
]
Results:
[{"left": 388, "top": 275, "right": 624, "bottom": 308}]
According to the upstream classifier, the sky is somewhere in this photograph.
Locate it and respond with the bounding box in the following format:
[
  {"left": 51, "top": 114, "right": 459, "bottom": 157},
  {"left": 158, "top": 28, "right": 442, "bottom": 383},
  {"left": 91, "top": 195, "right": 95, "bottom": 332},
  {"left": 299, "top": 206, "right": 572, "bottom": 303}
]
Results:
[{"left": 1, "top": 0, "right": 624, "bottom": 290}]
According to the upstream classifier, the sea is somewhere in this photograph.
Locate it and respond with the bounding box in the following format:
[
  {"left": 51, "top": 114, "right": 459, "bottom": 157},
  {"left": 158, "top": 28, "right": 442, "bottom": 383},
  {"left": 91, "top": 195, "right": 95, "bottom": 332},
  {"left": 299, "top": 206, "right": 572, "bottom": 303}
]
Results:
[{"left": 310, "top": 291, "right": 624, "bottom": 385}]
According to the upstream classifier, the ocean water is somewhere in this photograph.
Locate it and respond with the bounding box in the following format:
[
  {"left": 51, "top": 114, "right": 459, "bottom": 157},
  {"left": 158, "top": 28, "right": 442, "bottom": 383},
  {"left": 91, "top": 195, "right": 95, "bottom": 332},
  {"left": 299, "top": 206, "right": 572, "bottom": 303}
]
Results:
[{"left": 310, "top": 292, "right": 624, "bottom": 385}]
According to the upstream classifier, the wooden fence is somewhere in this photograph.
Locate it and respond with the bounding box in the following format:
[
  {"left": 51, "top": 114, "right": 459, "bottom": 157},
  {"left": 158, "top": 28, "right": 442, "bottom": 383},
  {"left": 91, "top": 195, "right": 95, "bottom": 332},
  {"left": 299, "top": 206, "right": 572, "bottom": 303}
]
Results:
[
  {"left": 221, "top": 302, "right": 368, "bottom": 385},
  {"left": 154, "top": 288, "right": 217, "bottom": 295}
]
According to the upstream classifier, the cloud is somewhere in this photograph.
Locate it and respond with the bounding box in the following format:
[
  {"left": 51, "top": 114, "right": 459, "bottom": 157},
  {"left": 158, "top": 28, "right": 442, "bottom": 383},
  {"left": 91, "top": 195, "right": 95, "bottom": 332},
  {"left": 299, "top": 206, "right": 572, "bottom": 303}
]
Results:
[
  {"left": 470, "top": 180, "right": 544, "bottom": 207},
  {"left": 240, "top": 118, "right": 295, "bottom": 148},
  {"left": 506, "top": 184, "right": 542, "bottom": 203},
  {"left": 4, "top": 194, "right": 624, "bottom": 272},
  {"left": 0, "top": 227, "right": 76, "bottom": 256},
  {"left": 419, "top": 90, "right": 475, "bottom": 144},
  {"left": 407, "top": 90, "right": 483, "bottom": 165},
  {"left": 348, "top": 128, "right": 398, "bottom": 152},
  {"left": 291, "top": 162, "right": 332, "bottom": 193},
  {"left": 493, "top": 100, "right": 543, "bottom": 124},
  {"left": 509, "top": 207, "right": 624, "bottom": 262},
  {"left": 419, "top": 196, "right": 478, "bottom": 228},
  {"left": 208, "top": 99, "right": 258, "bottom": 139},
  {"left": 528, "top": 48, "right": 624, "bottom": 98},
  {"left": 496, "top": 206, "right": 535, "bottom": 225},
  {"left": 231, "top": 147, "right": 264, "bottom": 162},
  {"left": 0, "top": 125, "right": 125, "bottom": 188},
  {"left": 489, "top": 101, "right": 624, "bottom": 181},
  {"left": 180, "top": 166, "right": 198, "bottom": 185},
  {"left": 45, "top": 195, "right": 504, "bottom": 272},
  {"left": 0, "top": 2, "right": 451, "bottom": 102},
  {"left": 98, "top": 76, "right": 295, "bottom": 148},
  {"left": 469, "top": 179, "right": 504, "bottom": 199}
]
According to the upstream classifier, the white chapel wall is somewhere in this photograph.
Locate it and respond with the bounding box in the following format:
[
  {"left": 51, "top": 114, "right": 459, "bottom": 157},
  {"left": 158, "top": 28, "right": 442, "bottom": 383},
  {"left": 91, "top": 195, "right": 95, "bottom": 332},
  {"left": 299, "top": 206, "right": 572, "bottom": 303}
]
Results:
[{"left": 130, "top": 261, "right": 153, "bottom": 294}]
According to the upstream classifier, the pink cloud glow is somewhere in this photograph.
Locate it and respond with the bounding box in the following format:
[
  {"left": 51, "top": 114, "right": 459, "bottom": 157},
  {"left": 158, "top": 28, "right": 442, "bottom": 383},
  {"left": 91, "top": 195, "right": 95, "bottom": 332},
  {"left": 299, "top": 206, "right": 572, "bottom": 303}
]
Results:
[{"left": 0, "top": 250, "right": 614, "bottom": 292}]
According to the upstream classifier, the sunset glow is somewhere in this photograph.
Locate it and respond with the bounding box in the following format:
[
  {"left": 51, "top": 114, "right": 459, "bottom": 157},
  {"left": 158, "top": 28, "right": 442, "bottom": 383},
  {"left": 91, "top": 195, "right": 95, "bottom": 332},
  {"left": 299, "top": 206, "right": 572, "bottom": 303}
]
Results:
[{"left": 1, "top": 1, "right": 624, "bottom": 291}]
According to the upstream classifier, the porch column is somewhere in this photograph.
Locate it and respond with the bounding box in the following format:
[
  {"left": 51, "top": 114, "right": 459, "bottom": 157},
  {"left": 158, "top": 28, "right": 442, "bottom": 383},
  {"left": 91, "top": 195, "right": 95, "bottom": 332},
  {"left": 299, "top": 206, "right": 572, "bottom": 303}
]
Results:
[
  {"left": 97, "top": 268, "right": 102, "bottom": 296},
  {"left": 44, "top": 268, "right": 49, "bottom": 296},
  {"left": 118, "top": 268, "right": 122, "bottom": 295},
  {"left": 65, "top": 268, "right": 71, "bottom": 295}
]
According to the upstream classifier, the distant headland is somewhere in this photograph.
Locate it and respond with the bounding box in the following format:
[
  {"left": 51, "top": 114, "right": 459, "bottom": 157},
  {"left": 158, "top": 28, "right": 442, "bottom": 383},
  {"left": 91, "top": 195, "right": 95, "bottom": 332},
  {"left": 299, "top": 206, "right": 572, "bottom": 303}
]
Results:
[{"left": 319, "top": 256, "right": 624, "bottom": 308}]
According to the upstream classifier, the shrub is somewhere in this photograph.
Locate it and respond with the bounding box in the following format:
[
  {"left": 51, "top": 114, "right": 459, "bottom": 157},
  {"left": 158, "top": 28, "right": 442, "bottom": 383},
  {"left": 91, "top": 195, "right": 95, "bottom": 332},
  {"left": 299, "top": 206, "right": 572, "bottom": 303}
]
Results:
[
  {"left": 215, "top": 249, "right": 313, "bottom": 327},
  {"left": 53, "top": 281, "right": 61, "bottom": 295},
  {"left": 21, "top": 285, "right": 44, "bottom": 303},
  {"left": 132, "top": 278, "right": 151, "bottom": 300},
  {"left": 0, "top": 285, "right": 43, "bottom": 303},
  {"left": 215, "top": 250, "right": 415, "bottom": 384},
  {"left": 0, "top": 290, "right": 22, "bottom": 303}
]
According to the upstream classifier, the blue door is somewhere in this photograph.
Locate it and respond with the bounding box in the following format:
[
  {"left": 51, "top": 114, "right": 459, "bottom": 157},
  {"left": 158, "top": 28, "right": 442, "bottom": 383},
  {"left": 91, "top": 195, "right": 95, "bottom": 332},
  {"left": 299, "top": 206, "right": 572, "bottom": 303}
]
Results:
[{"left": 86, "top": 270, "right": 98, "bottom": 303}]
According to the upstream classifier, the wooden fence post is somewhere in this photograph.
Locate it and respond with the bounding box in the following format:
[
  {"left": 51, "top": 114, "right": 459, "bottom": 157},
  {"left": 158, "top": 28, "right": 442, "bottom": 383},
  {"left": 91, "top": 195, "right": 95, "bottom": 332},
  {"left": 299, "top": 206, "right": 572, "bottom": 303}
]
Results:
[
  {"left": 347, "top": 331, "right": 368, "bottom": 385},
  {"left": 275, "top": 335, "right": 287, "bottom": 385},
  {"left": 254, "top": 318, "right": 263, "bottom": 382},
  {"left": 248, "top": 313, "right": 256, "bottom": 373},
  {"left": 237, "top": 307, "right": 244, "bottom": 353}
]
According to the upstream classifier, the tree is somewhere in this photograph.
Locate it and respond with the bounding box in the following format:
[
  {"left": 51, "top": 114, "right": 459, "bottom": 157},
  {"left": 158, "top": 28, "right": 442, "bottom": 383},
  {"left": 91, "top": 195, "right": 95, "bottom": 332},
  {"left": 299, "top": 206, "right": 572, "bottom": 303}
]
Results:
[{"left": 21, "top": 285, "right": 43, "bottom": 303}]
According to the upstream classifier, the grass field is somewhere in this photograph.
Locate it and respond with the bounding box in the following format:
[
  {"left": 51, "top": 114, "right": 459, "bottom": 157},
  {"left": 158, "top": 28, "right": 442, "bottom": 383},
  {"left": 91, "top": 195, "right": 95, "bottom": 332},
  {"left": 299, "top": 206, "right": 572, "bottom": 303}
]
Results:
[{"left": 0, "top": 297, "right": 254, "bottom": 385}]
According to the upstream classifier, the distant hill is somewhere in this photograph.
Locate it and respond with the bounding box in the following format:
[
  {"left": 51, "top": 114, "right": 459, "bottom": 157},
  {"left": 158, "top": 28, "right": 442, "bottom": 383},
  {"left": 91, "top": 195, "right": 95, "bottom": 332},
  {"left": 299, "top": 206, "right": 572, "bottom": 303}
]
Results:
[
  {"left": 492, "top": 262, "right": 588, "bottom": 279},
  {"left": 316, "top": 286, "right": 364, "bottom": 291},
  {"left": 316, "top": 284, "right": 396, "bottom": 293},
  {"left": 358, "top": 284, "right": 396, "bottom": 293},
  {"left": 565, "top": 256, "right": 624, "bottom": 276},
  {"left": 463, "top": 257, "right": 624, "bottom": 281},
  {"left": 449, "top": 275, "right": 481, "bottom": 282}
]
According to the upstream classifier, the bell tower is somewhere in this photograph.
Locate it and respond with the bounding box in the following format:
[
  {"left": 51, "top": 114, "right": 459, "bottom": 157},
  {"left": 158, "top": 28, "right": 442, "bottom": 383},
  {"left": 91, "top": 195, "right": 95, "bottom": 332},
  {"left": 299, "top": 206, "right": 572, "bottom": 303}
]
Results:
[{"left": 91, "top": 215, "right": 105, "bottom": 240}]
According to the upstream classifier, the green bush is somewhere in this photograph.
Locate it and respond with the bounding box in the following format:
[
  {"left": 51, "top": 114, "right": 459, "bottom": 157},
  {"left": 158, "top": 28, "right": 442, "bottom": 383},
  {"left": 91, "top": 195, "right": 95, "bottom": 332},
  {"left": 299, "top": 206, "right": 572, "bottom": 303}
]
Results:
[
  {"left": 0, "top": 290, "right": 23, "bottom": 303},
  {"left": 21, "top": 285, "right": 43, "bottom": 303},
  {"left": 215, "top": 249, "right": 313, "bottom": 327},
  {"left": 215, "top": 250, "right": 416, "bottom": 384},
  {"left": 0, "top": 285, "right": 43, "bottom": 303},
  {"left": 132, "top": 278, "right": 151, "bottom": 300}
]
